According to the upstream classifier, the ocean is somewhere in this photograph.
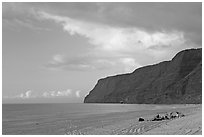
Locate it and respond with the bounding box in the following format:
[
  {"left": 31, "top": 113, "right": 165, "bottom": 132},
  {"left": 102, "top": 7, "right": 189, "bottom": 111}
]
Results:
[{"left": 2, "top": 103, "right": 192, "bottom": 135}]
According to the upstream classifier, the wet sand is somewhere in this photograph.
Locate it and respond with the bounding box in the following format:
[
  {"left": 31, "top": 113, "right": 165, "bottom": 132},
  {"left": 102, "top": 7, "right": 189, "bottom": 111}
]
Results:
[{"left": 3, "top": 104, "right": 201, "bottom": 135}]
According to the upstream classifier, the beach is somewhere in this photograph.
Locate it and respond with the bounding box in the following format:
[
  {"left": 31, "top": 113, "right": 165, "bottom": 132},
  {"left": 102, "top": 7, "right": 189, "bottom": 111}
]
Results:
[
  {"left": 73, "top": 104, "right": 202, "bottom": 135},
  {"left": 2, "top": 104, "right": 201, "bottom": 135}
]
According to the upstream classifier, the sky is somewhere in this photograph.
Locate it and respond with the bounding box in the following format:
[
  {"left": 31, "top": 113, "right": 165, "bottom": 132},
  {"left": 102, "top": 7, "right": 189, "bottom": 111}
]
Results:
[{"left": 2, "top": 2, "right": 202, "bottom": 103}]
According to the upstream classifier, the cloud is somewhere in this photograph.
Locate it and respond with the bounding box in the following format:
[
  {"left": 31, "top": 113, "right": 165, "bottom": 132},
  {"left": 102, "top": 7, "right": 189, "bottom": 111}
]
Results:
[
  {"left": 45, "top": 54, "right": 141, "bottom": 73},
  {"left": 3, "top": 3, "right": 201, "bottom": 46},
  {"left": 38, "top": 11, "right": 185, "bottom": 53},
  {"left": 52, "top": 54, "right": 65, "bottom": 63},
  {"left": 46, "top": 54, "right": 95, "bottom": 71},
  {"left": 3, "top": 89, "right": 84, "bottom": 99},
  {"left": 75, "top": 90, "right": 81, "bottom": 98},
  {"left": 3, "top": 3, "right": 51, "bottom": 31},
  {"left": 3, "top": 90, "right": 34, "bottom": 99},
  {"left": 17, "top": 90, "right": 35, "bottom": 99},
  {"left": 119, "top": 58, "right": 141, "bottom": 72},
  {"left": 37, "top": 11, "right": 192, "bottom": 73},
  {"left": 3, "top": 4, "right": 200, "bottom": 74},
  {"left": 42, "top": 89, "right": 72, "bottom": 98}
]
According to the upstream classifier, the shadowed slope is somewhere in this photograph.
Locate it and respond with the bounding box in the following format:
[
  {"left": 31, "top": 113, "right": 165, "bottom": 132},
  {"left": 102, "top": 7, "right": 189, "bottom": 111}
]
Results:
[{"left": 84, "top": 48, "right": 202, "bottom": 104}]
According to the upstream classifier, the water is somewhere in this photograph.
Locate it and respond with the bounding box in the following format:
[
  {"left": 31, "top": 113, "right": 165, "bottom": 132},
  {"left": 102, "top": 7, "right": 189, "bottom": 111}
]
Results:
[
  {"left": 2, "top": 103, "right": 193, "bottom": 135},
  {"left": 2, "top": 103, "right": 149, "bottom": 121}
]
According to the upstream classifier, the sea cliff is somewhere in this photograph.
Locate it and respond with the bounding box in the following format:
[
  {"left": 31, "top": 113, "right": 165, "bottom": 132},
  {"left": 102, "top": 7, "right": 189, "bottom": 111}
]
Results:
[{"left": 84, "top": 48, "right": 202, "bottom": 104}]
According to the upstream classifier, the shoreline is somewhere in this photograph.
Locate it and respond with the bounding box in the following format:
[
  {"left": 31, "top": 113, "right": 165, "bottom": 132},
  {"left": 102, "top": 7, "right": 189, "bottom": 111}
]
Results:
[
  {"left": 64, "top": 104, "right": 202, "bottom": 135},
  {"left": 66, "top": 104, "right": 202, "bottom": 135},
  {"left": 3, "top": 104, "right": 202, "bottom": 135}
]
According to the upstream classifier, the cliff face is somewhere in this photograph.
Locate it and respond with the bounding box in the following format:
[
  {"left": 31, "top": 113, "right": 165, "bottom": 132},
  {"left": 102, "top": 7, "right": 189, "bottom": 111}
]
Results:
[{"left": 84, "top": 48, "right": 202, "bottom": 104}]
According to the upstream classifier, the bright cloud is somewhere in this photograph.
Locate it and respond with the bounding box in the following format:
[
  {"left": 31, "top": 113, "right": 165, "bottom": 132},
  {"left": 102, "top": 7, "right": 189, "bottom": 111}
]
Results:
[
  {"left": 18, "top": 90, "right": 34, "bottom": 99},
  {"left": 38, "top": 11, "right": 187, "bottom": 73},
  {"left": 75, "top": 90, "right": 81, "bottom": 98},
  {"left": 3, "top": 89, "right": 83, "bottom": 99},
  {"left": 42, "top": 89, "right": 72, "bottom": 98},
  {"left": 119, "top": 58, "right": 141, "bottom": 72},
  {"left": 3, "top": 90, "right": 35, "bottom": 99},
  {"left": 38, "top": 11, "right": 185, "bottom": 52}
]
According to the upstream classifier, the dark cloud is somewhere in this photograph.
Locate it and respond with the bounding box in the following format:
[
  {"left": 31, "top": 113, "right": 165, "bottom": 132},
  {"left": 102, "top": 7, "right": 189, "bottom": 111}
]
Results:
[
  {"left": 96, "top": 3, "right": 201, "bottom": 46},
  {"left": 51, "top": 3, "right": 201, "bottom": 46},
  {"left": 3, "top": 2, "right": 201, "bottom": 46}
]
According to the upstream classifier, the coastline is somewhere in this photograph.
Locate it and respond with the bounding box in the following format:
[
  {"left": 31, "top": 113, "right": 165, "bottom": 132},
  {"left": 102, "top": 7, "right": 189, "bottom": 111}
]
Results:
[
  {"left": 3, "top": 104, "right": 201, "bottom": 135},
  {"left": 74, "top": 104, "right": 201, "bottom": 135}
]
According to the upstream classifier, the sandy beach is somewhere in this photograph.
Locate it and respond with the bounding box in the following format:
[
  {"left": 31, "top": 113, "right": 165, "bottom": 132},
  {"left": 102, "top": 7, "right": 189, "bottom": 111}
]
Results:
[
  {"left": 72, "top": 104, "right": 202, "bottom": 135},
  {"left": 3, "top": 104, "right": 201, "bottom": 135}
]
